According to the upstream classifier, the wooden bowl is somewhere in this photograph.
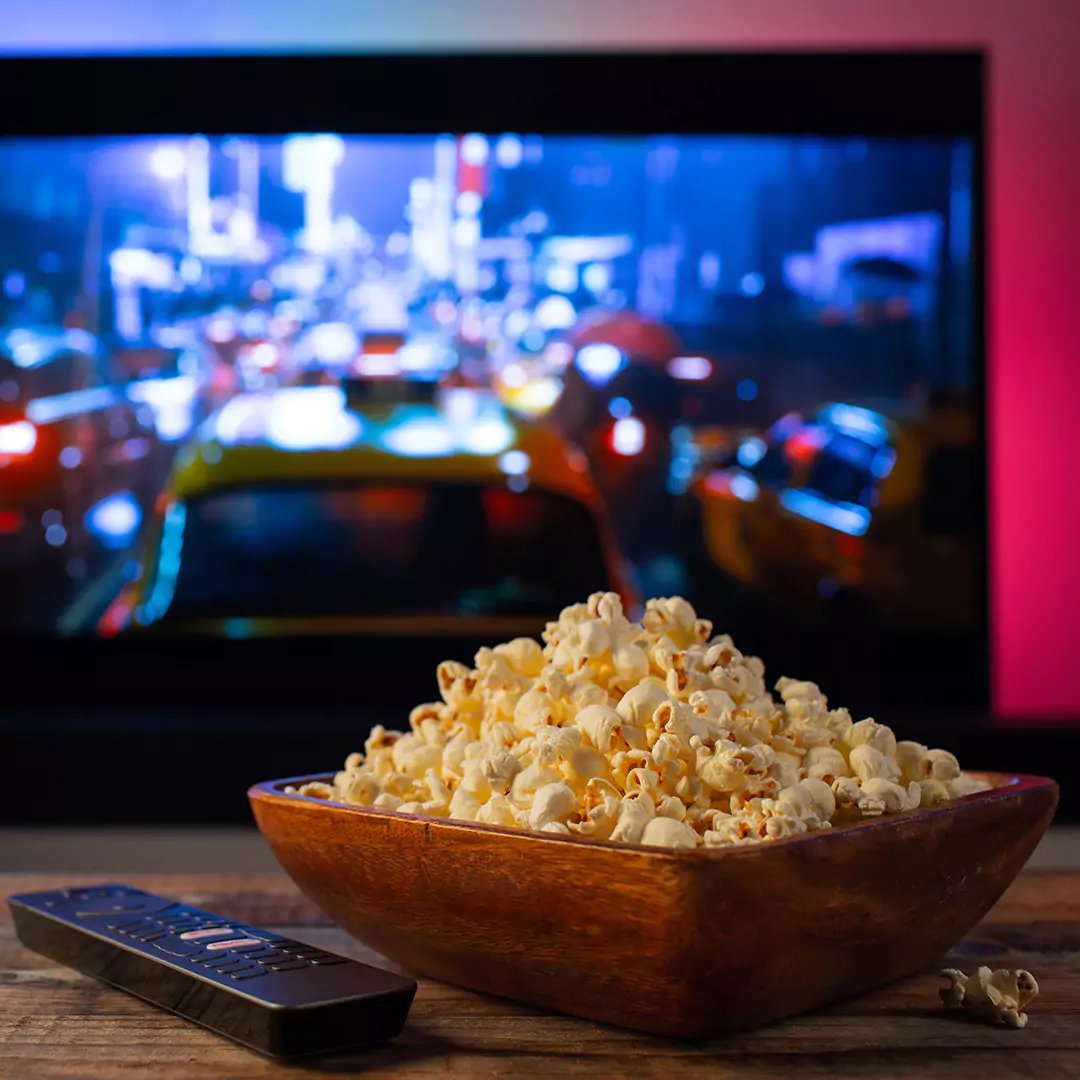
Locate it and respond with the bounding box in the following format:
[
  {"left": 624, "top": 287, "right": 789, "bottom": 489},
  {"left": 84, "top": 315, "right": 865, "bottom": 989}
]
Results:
[{"left": 249, "top": 771, "right": 1056, "bottom": 1038}]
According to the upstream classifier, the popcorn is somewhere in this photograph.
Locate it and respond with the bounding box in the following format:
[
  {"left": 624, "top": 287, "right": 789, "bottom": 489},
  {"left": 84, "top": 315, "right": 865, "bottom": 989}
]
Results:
[
  {"left": 803, "top": 746, "right": 849, "bottom": 784},
  {"left": 609, "top": 791, "right": 656, "bottom": 844},
  {"left": 307, "top": 592, "right": 990, "bottom": 849},
  {"left": 940, "top": 967, "right": 1039, "bottom": 1028},
  {"left": 528, "top": 782, "right": 577, "bottom": 830},
  {"left": 640, "top": 816, "right": 700, "bottom": 849},
  {"left": 924, "top": 748, "right": 962, "bottom": 782},
  {"left": 848, "top": 745, "right": 902, "bottom": 784}
]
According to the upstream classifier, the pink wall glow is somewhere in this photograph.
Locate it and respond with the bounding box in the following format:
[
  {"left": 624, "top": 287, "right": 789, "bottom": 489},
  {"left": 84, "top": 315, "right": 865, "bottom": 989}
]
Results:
[{"left": 3, "top": 0, "right": 1079, "bottom": 718}]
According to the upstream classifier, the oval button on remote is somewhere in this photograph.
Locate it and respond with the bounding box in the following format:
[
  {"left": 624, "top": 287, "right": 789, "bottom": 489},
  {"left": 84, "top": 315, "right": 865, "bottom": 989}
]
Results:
[
  {"left": 205, "top": 938, "right": 262, "bottom": 951},
  {"left": 180, "top": 927, "right": 237, "bottom": 941}
]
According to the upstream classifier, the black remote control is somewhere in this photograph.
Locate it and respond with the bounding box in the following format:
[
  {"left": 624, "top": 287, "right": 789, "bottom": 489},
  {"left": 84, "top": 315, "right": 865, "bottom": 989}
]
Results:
[{"left": 8, "top": 883, "right": 417, "bottom": 1057}]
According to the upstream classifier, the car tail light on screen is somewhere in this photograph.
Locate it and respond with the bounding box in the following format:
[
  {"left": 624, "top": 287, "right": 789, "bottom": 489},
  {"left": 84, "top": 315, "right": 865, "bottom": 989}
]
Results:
[
  {"left": 0, "top": 508, "right": 25, "bottom": 534},
  {"left": 0, "top": 419, "right": 37, "bottom": 456}
]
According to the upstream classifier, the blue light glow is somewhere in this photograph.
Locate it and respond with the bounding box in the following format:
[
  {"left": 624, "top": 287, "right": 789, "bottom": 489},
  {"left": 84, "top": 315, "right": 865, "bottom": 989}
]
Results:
[
  {"left": 576, "top": 343, "right": 623, "bottom": 385},
  {"left": 461, "top": 134, "right": 490, "bottom": 166},
  {"left": 461, "top": 417, "right": 514, "bottom": 455},
  {"left": 608, "top": 396, "right": 633, "bottom": 419},
  {"left": 730, "top": 474, "right": 760, "bottom": 502},
  {"left": 581, "top": 262, "right": 612, "bottom": 294},
  {"left": 382, "top": 417, "right": 457, "bottom": 457},
  {"left": 139, "top": 502, "right": 186, "bottom": 625},
  {"left": 309, "top": 322, "right": 359, "bottom": 365},
  {"left": 739, "top": 272, "right": 765, "bottom": 296},
  {"left": 498, "top": 450, "right": 531, "bottom": 476},
  {"left": 25, "top": 387, "right": 119, "bottom": 424},
  {"left": 355, "top": 354, "right": 400, "bottom": 377},
  {"left": 611, "top": 416, "right": 646, "bottom": 456},
  {"left": 3, "top": 271, "right": 26, "bottom": 298},
  {"left": 212, "top": 396, "right": 258, "bottom": 445},
  {"left": 6, "top": 330, "right": 46, "bottom": 368},
  {"left": 84, "top": 491, "right": 142, "bottom": 550},
  {"left": 455, "top": 190, "right": 482, "bottom": 217},
  {"left": 736, "top": 378, "right": 759, "bottom": 403},
  {"left": 737, "top": 436, "right": 767, "bottom": 468},
  {"left": 150, "top": 144, "right": 186, "bottom": 181},
  {"left": 126, "top": 375, "right": 199, "bottom": 442},
  {"left": 667, "top": 355, "right": 711, "bottom": 381},
  {"left": 781, "top": 488, "right": 872, "bottom": 536},
  {"left": 442, "top": 387, "right": 480, "bottom": 425},
  {"left": 545, "top": 261, "right": 578, "bottom": 294},
  {"left": 871, "top": 446, "right": 898, "bottom": 479},
  {"left": 495, "top": 135, "right": 523, "bottom": 169},
  {"left": 533, "top": 294, "right": 576, "bottom": 330},
  {"left": 265, "top": 388, "right": 362, "bottom": 451},
  {"left": 820, "top": 403, "right": 889, "bottom": 445}
]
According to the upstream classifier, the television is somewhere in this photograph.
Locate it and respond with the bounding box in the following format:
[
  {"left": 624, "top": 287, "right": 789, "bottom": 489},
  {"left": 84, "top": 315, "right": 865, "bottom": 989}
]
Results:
[{"left": 1, "top": 53, "right": 997, "bottom": 820}]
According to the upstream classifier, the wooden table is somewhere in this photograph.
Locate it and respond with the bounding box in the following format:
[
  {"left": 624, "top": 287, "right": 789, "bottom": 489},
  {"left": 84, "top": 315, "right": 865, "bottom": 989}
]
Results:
[{"left": 2, "top": 871, "right": 1077, "bottom": 1078}]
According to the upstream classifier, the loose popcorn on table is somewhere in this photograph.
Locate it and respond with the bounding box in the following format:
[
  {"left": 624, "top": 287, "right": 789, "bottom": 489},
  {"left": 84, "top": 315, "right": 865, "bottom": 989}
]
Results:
[
  {"left": 292, "top": 593, "right": 990, "bottom": 849},
  {"left": 940, "top": 967, "right": 1039, "bottom": 1028}
]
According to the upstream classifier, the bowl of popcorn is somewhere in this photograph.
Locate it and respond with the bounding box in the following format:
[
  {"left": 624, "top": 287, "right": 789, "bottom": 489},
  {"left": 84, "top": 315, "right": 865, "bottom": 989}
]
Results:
[{"left": 249, "top": 592, "right": 1057, "bottom": 1038}]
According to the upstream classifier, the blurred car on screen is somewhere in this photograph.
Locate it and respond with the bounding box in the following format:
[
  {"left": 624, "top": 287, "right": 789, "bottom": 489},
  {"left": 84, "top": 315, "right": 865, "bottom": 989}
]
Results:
[
  {"left": 95, "top": 375, "right": 632, "bottom": 638},
  {"left": 0, "top": 326, "right": 164, "bottom": 619},
  {"left": 689, "top": 398, "right": 980, "bottom": 632}
]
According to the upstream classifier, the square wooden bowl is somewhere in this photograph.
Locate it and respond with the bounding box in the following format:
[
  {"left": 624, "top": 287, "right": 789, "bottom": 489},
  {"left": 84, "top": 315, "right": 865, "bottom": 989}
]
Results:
[{"left": 249, "top": 771, "right": 1056, "bottom": 1037}]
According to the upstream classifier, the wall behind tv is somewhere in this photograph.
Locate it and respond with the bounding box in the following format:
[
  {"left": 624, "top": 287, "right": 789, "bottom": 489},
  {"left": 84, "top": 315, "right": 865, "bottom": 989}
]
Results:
[{"left": 2, "top": 0, "right": 1078, "bottom": 720}]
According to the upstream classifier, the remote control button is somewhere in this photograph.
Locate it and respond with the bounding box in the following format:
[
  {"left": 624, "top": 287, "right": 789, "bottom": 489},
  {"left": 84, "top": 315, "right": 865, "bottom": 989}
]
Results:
[
  {"left": 179, "top": 927, "right": 237, "bottom": 941},
  {"left": 76, "top": 894, "right": 174, "bottom": 918},
  {"left": 205, "top": 938, "right": 262, "bottom": 951},
  {"left": 270, "top": 959, "right": 309, "bottom": 971},
  {"left": 151, "top": 939, "right": 205, "bottom": 958},
  {"left": 199, "top": 955, "right": 235, "bottom": 968},
  {"left": 134, "top": 930, "right": 167, "bottom": 942},
  {"left": 310, "top": 956, "right": 347, "bottom": 965},
  {"left": 216, "top": 961, "right": 254, "bottom": 974},
  {"left": 246, "top": 949, "right": 284, "bottom": 961},
  {"left": 230, "top": 968, "right": 267, "bottom": 980},
  {"left": 108, "top": 917, "right": 154, "bottom": 930}
]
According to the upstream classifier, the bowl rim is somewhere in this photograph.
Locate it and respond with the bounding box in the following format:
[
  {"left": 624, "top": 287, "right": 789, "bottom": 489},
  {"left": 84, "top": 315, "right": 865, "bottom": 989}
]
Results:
[{"left": 249, "top": 770, "right": 1058, "bottom": 861}]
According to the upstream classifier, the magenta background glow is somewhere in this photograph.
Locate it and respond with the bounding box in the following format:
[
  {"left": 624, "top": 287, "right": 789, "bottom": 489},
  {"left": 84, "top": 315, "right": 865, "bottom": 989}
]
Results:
[{"left": 3, "top": 0, "right": 1079, "bottom": 719}]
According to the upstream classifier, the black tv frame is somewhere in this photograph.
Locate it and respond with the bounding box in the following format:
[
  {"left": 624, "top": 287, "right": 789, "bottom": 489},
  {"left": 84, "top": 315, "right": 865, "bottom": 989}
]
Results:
[{"left": 0, "top": 52, "right": 992, "bottom": 821}]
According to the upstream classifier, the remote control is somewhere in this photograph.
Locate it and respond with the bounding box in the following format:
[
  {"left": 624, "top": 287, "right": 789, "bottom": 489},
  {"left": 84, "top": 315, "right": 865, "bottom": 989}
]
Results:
[{"left": 8, "top": 884, "right": 417, "bottom": 1057}]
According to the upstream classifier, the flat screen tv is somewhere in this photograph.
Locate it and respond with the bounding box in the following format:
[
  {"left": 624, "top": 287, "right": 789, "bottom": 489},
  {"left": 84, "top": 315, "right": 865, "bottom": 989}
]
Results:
[{"left": 0, "top": 53, "right": 988, "bottom": 819}]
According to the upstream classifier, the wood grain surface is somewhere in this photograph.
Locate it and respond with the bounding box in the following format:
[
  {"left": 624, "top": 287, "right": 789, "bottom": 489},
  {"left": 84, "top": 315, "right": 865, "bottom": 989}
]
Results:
[
  {"left": 250, "top": 772, "right": 1057, "bottom": 1037},
  {"left": 1, "top": 870, "right": 1078, "bottom": 1078}
]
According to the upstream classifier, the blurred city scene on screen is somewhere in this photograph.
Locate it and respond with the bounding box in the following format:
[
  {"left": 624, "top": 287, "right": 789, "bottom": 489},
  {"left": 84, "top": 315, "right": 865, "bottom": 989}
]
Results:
[{"left": 0, "top": 134, "right": 979, "bottom": 707}]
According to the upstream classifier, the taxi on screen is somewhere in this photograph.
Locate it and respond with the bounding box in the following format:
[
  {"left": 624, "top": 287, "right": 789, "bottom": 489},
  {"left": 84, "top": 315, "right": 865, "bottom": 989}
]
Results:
[
  {"left": 690, "top": 400, "right": 979, "bottom": 631},
  {"left": 97, "top": 376, "right": 632, "bottom": 637}
]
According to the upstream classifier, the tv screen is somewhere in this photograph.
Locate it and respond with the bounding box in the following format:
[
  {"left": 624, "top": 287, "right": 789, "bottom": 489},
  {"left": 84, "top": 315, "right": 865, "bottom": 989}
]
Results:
[{"left": 0, "top": 55, "right": 985, "bottom": 767}]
